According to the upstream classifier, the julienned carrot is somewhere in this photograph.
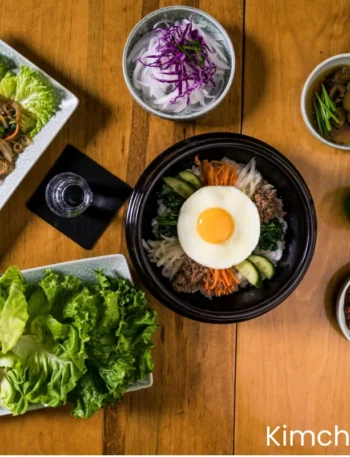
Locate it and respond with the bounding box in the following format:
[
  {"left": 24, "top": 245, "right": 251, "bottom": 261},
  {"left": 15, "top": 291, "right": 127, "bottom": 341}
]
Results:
[
  {"left": 4, "top": 123, "right": 19, "bottom": 142},
  {"left": 229, "top": 269, "right": 240, "bottom": 284},
  {"left": 209, "top": 269, "right": 219, "bottom": 290},
  {"left": 195, "top": 156, "right": 238, "bottom": 186},
  {"left": 204, "top": 268, "right": 240, "bottom": 297},
  {"left": 221, "top": 270, "right": 229, "bottom": 288},
  {"left": 229, "top": 164, "right": 237, "bottom": 185}
]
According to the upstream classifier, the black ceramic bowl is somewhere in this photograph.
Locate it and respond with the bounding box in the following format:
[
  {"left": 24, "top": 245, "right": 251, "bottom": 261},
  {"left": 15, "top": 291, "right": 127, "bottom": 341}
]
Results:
[{"left": 126, "top": 133, "right": 317, "bottom": 323}]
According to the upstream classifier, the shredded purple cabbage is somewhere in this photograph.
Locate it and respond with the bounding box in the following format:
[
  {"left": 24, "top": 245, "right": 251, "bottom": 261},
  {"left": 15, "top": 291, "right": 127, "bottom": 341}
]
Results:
[{"left": 137, "top": 16, "right": 217, "bottom": 105}]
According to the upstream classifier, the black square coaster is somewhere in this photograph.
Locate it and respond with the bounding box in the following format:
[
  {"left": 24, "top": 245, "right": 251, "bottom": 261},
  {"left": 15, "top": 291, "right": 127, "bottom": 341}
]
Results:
[{"left": 27, "top": 145, "right": 132, "bottom": 249}]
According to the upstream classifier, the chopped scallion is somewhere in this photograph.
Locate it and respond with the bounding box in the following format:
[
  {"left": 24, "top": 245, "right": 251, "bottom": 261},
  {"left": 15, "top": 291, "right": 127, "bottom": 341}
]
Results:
[{"left": 313, "top": 87, "right": 339, "bottom": 138}]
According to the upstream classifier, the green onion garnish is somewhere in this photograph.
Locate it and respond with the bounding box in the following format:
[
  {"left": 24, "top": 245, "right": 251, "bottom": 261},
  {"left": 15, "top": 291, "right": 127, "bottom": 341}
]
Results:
[
  {"left": 176, "top": 40, "right": 205, "bottom": 66},
  {"left": 313, "top": 84, "right": 339, "bottom": 138}
]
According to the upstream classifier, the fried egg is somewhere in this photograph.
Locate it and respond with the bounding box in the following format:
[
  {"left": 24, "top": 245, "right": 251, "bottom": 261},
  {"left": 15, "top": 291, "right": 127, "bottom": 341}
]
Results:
[{"left": 177, "top": 186, "right": 261, "bottom": 269}]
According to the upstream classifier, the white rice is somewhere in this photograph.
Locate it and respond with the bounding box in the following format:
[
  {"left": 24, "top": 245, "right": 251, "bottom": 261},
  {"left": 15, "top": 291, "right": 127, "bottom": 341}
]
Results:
[
  {"left": 157, "top": 202, "right": 168, "bottom": 216},
  {"left": 151, "top": 217, "right": 159, "bottom": 237},
  {"left": 153, "top": 199, "right": 170, "bottom": 236},
  {"left": 253, "top": 242, "right": 285, "bottom": 266},
  {"left": 235, "top": 270, "right": 250, "bottom": 288},
  {"left": 190, "top": 165, "right": 201, "bottom": 176}
]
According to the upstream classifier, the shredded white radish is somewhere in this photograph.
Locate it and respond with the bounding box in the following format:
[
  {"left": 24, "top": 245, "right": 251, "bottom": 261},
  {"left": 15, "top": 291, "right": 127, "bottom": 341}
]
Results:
[
  {"left": 221, "top": 157, "right": 273, "bottom": 197},
  {"left": 127, "top": 32, "right": 154, "bottom": 65},
  {"left": 142, "top": 236, "right": 186, "bottom": 280},
  {"left": 235, "top": 159, "right": 261, "bottom": 196}
]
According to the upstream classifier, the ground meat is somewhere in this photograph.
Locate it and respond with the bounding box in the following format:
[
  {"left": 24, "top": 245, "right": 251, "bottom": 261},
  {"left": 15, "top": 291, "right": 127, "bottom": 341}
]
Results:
[
  {"left": 172, "top": 256, "right": 208, "bottom": 293},
  {"left": 253, "top": 186, "right": 282, "bottom": 223}
]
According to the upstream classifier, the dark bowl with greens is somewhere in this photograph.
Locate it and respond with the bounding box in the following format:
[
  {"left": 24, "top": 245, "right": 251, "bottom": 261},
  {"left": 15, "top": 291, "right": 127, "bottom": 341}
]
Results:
[{"left": 126, "top": 133, "right": 317, "bottom": 324}]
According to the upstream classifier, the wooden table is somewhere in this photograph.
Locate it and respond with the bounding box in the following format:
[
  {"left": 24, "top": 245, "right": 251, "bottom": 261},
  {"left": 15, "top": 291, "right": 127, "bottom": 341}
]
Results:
[{"left": 1, "top": 0, "right": 349, "bottom": 454}]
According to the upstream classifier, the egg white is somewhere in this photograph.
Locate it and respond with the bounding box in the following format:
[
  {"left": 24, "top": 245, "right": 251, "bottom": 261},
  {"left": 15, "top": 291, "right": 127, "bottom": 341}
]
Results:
[{"left": 177, "top": 186, "right": 261, "bottom": 269}]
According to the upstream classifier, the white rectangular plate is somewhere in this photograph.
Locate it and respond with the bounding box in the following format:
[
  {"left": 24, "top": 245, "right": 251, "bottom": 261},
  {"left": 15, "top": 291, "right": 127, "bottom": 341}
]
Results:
[
  {"left": 0, "top": 40, "right": 79, "bottom": 210},
  {"left": 0, "top": 254, "right": 153, "bottom": 417}
]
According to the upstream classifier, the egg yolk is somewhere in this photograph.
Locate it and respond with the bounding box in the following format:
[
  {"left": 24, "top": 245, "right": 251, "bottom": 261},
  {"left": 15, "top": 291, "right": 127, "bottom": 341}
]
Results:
[{"left": 197, "top": 207, "right": 235, "bottom": 244}]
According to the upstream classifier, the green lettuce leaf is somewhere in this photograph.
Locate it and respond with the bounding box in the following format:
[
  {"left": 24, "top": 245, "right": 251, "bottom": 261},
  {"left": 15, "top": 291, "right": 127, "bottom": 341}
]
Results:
[
  {"left": 26, "top": 287, "right": 51, "bottom": 325},
  {"left": 0, "top": 315, "right": 85, "bottom": 414},
  {"left": 0, "top": 270, "right": 28, "bottom": 353},
  {"left": 0, "top": 266, "right": 157, "bottom": 418},
  {"left": 0, "top": 56, "right": 14, "bottom": 80},
  {"left": 0, "top": 265, "right": 26, "bottom": 314},
  {"left": 68, "top": 370, "right": 107, "bottom": 419},
  {"left": 12, "top": 66, "right": 59, "bottom": 136},
  {"left": 38, "top": 270, "right": 100, "bottom": 362},
  {"left": 62, "top": 287, "right": 100, "bottom": 361},
  {"left": 0, "top": 71, "right": 17, "bottom": 99},
  {"left": 0, "top": 353, "right": 28, "bottom": 415},
  {"left": 0, "top": 265, "right": 26, "bottom": 293},
  {"left": 39, "top": 270, "right": 83, "bottom": 319},
  {"left": 70, "top": 272, "right": 157, "bottom": 418},
  {"left": 0, "top": 267, "right": 86, "bottom": 415},
  {"left": 19, "top": 109, "right": 37, "bottom": 134}
]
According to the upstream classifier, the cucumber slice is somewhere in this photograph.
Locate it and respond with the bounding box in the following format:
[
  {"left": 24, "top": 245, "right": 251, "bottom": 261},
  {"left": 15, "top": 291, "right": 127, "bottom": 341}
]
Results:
[
  {"left": 248, "top": 254, "right": 275, "bottom": 280},
  {"left": 178, "top": 170, "right": 203, "bottom": 189},
  {"left": 163, "top": 177, "right": 196, "bottom": 199},
  {"left": 235, "top": 260, "right": 262, "bottom": 288}
]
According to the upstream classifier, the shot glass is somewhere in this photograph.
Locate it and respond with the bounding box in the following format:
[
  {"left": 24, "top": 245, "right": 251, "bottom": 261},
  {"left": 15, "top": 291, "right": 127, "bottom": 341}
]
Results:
[{"left": 45, "top": 172, "right": 93, "bottom": 218}]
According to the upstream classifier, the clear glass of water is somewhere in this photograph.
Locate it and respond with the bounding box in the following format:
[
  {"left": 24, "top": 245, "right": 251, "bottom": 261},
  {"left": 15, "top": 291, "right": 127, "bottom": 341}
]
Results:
[{"left": 45, "top": 172, "right": 93, "bottom": 218}]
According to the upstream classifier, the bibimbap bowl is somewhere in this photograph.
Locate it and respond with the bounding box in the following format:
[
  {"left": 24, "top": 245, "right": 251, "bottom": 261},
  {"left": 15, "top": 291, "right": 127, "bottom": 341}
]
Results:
[
  {"left": 126, "top": 133, "right": 317, "bottom": 323},
  {"left": 122, "top": 6, "right": 235, "bottom": 120}
]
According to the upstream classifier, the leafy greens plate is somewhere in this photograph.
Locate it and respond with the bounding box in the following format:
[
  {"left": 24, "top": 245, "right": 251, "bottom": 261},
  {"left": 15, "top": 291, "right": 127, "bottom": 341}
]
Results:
[
  {"left": 0, "top": 254, "right": 153, "bottom": 417},
  {"left": 0, "top": 40, "right": 79, "bottom": 210}
]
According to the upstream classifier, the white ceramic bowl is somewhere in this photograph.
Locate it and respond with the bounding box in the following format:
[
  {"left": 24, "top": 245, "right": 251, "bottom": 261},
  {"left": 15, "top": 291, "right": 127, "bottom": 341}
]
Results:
[
  {"left": 0, "top": 254, "right": 153, "bottom": 417},
  {"left": 122, "top": 6, "right": 235, "bottom": 121},
  {"left": 301, "top": 53, "right": 350, "bottom": 150},
  {"left": 336, "top": 276, "right": 350, "bottom": 341}
]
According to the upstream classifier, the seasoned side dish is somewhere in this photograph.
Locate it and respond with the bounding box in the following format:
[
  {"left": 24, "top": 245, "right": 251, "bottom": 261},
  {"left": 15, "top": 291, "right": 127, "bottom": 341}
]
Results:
[
  {"left": 312, "top": 65, "right": 350, "bottom": 144},
  {"left": 128, "top": 15, "right": 230, "bottom": 113},
  {"left": 143, "top": 156, "right": 287, "bottom": 297},
  {"left": 0, "top": 57, "right": 59, "bottom": 179},
  {"left": 0, "top": 266, "right": 157, "bottom": 418}
]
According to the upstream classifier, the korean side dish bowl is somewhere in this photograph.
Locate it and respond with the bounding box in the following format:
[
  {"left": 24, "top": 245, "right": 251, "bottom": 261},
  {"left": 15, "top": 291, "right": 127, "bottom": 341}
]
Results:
[
  {"left": 122, "top": 6, "right": 235, "bottom": 120},
  {"left": 126, "top": 133, "right": 317, "bottom": 324},
  {"left": 336, "top": 276, "right": 350, "bottom": 341},
  {"left": 301, "top": 53, "right": 350, "bottom": 150}
]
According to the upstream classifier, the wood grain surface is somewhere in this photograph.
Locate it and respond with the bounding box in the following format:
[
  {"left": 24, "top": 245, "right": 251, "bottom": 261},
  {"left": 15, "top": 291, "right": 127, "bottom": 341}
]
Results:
[
  {"left": 235, "top": 0, "right": 350, "bottom": 454},
  {"left": 0, "top": 0, "right": 349, "bottom": 455}
]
